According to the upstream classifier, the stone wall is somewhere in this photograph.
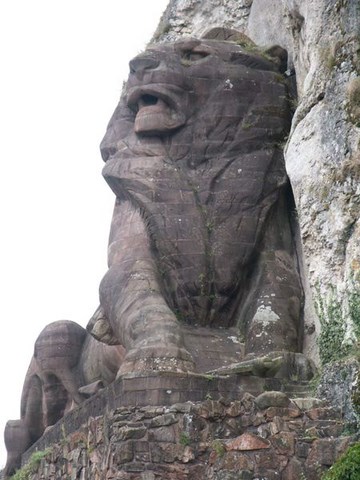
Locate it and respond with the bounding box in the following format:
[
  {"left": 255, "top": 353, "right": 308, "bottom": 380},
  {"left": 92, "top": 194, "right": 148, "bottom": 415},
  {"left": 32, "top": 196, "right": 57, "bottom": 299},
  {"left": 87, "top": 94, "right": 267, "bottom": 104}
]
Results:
[{"left": 17, "top": 393, "right": 352, "bottom": 479}]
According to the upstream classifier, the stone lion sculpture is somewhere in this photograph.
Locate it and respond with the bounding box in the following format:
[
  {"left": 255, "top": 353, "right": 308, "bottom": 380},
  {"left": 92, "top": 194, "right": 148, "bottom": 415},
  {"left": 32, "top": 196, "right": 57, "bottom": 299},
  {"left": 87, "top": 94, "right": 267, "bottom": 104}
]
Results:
[
  {"left": 4, "top": 28, "right": 307, "bottom": 477},
  {"left": 88, "top": 27, "right": 304, "bottom": 375}
]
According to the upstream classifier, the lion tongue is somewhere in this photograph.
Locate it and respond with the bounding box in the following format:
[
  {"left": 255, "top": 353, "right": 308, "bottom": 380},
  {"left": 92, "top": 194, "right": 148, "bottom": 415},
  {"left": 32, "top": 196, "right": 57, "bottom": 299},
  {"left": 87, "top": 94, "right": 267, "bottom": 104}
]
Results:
[{"left": 135, "top": 98, "right": 175, "bottom": 134}]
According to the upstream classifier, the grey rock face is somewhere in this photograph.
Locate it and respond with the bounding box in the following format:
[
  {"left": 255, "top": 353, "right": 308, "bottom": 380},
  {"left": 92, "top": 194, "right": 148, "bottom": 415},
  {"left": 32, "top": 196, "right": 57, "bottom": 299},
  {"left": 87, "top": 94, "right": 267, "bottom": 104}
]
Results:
[
  {"left": 152, "top": 0, "right": 253, "bottom": 43},
  {"left": 316, "top": 358, "right": 360, "bottom": 431}
]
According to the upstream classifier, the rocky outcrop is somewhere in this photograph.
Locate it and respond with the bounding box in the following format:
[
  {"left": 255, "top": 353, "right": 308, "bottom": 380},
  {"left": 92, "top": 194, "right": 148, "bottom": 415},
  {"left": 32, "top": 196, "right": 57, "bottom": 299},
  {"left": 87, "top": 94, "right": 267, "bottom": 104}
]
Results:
[
  {"left": 15, "top": 394, "right": 353, "bottom": 480},
  {"left": 152, "top": 0, "right": 253, "bottom": 42},
  {"left": 316, "top": 357, "right": 360, "bottom": 431},
  {"left": 153, "top": 0, "right": 360, "bottom": 367}
]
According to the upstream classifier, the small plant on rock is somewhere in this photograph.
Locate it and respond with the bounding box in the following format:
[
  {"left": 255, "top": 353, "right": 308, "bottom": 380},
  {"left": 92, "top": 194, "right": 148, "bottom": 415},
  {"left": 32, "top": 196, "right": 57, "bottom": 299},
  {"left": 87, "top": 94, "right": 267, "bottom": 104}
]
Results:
[
  {"left": 321, "top": 442, "right": 360, "bottom": 479},
  {"left": 315, "top": 286, "right": 351, "bottom": 365},
  {"left": 10, "top": 449, "right": 51, "bottom": 480},
  {"left": 179, "top": 432, "right": 191, "bottom": 446},
  {"left": 211, "top": 439, "right": 225, "bottom": 457}
]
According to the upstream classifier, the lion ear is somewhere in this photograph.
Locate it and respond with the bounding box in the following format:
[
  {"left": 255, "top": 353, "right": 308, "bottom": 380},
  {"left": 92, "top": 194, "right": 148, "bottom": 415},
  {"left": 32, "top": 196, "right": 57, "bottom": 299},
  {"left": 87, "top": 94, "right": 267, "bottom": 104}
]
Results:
[
  {"left": 202, "top": 27, "right": 255, "bottom": 47},
  {"left": 263, "top": 45, "right": 288, "bottom": 73}
]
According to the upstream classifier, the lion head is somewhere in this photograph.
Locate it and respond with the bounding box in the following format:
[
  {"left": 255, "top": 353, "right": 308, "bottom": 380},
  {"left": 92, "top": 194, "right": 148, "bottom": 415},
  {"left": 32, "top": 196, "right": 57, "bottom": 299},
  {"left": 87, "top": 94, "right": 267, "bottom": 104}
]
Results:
[{"left": 101, "top": 29, "right": 290, "bottom": 182}]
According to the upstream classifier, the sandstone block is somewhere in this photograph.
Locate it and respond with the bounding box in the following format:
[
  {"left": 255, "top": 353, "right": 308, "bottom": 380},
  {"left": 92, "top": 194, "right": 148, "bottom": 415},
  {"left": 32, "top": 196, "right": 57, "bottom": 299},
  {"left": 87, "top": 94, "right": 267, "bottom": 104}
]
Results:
[
  {"left": 255, "top": 391, "right": 290, "bottom": 409},
  {"left": 149, "top": 413, "right": 178, "bottom": 428},
  {"left": 226, "top": 433, "right": 270, "bottom": 451}
]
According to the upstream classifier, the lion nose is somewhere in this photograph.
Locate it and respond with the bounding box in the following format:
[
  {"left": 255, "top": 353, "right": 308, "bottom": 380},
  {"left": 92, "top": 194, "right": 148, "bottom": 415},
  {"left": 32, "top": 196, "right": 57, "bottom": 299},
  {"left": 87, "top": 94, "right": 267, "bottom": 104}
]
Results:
[
  {"left": 100, "top": 144, "right": 117, "bottom": 162},
  {"left": 129, "top": 56, "right": 160, "bottom": 74}
]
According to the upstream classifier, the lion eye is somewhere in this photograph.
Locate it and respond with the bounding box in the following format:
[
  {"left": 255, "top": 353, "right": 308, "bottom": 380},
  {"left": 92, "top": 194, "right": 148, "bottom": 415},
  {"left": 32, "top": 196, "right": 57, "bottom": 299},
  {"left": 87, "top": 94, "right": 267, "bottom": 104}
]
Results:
[{"left": 182, "top": 50, "right": 210, "bottom": 62}]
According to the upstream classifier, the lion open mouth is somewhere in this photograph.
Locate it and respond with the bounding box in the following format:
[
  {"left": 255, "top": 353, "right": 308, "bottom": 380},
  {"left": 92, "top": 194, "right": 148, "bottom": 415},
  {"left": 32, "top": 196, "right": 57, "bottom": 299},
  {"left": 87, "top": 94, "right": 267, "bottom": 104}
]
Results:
[{"left": 127, "top": 86, "right": 187, "bottom": 136}]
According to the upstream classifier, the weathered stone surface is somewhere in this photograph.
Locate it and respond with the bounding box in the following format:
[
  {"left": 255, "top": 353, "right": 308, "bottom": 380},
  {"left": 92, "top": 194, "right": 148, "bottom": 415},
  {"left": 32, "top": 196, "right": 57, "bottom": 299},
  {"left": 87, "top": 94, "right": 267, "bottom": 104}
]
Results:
[
  {"left": 265, "top": 406, "right": 302, "bottom": 420},
  {"left": 225, "top": 433, "right": 270, "bottom": 451},
  {"left": 117, "top": 426, "right": 147, "bottom": 441},
  {"left": 152, "top": 0, "right": 253, "bottom": 43},
  {"left": 3, "top": 29, "right": 308, "bottom": 475},
  {"left": 292, "top": 397, "right": 324, "bottom": 410},
  {"left": 149, "top": 413, "right": 178, "bottom": 428},
  {"left": 255, "top": 391, "right": 290, "bottom": 409},
  {"left": 282, "top": 457, "right": 306, "bottom": 480},
  {"left": 113, "top": 442, "right": 134, "bottom": 464},
  {"left": 270, "top": 432, "right": 295, "bottom": 455},
  {"left": 317, "top": 357, "right": 360, "bottom": 431},
  {"left": 306, "top": 406, "right": 342, "bottom": 421},
  {"left": 213, "top": 450, "right": 254, "bottom": 471},
  {"left": 9, "top": 396, "right": 354, "bottom": 480}
]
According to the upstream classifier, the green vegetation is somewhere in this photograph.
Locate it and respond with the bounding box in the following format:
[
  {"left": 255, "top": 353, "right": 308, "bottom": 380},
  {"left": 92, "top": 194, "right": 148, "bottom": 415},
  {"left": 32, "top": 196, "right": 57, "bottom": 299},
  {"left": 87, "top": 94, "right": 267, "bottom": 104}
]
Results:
[
  {"left": 315, "top": 286, "right": 351, "bottom": 365},
  {"left": 233, "top": 33, "right": 256, "bottom": 49},
  {"left": 309, "top": 370, "right": 322, "bottom": 395},
  {"left": 349, "top": 288, "right": 360, "bottom": 337},
  {"left": 322, "top": 443, "right": 360, "bottom": 479},
  {"left": 211, "top": 439, "right": 225, "bottom": 457},
  {"left": 179, "top": 431, "right": 191, "bottom": 446},
  {"left": 315, "top": 281, "right": 360, "bottom": 365},
  {"left": 10, "top": 449, "right": 51, "bottom": 480},
  {"left": 242, "top": 121, "right": 254, "bottom": 130}
]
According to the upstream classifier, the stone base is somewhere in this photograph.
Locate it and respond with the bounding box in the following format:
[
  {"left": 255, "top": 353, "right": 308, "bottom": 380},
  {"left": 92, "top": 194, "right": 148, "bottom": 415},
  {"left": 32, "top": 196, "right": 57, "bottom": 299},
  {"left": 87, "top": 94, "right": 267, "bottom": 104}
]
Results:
[
  {"left": 118, "top": 371, "right": 283, "bottom": 406},
  {"left": 22, "top": 371, "right": 283, "bottom": 462},
  {"left": 20, "top": 389, "right": 353, "bottom": 480},
  {"left": 182, "top": 325, "right": 244, "bottom": 373},
  {"left": 181, "top": 327, "right": 316, "bottom": 382}
]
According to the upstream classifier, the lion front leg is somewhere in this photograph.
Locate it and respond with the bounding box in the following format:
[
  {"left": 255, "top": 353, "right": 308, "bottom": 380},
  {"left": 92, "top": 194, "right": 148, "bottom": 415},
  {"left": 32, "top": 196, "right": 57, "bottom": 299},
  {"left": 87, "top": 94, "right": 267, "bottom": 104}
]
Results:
[
  {"left": 238, "top": 191, "right": 304, "bottom": 360},
  {"left": 94, "top": 200, "right": 194, "bottom": 375},
  {"left": 98, "top": 262, "right": 194, "bottom": 374},
  {"left": 240, "top": 247, "right": 316, "bottom": 381},
  {"left": 242, "top": 248, "right": 302, "bottom": 357}
]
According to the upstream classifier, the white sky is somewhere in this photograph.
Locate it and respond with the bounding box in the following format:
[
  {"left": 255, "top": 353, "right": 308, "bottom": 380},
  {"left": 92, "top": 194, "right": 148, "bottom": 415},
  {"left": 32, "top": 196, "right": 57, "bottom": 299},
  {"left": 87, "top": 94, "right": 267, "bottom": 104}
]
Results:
[{"left": 0, "top": 0, "right": 169, "bottom": 468}]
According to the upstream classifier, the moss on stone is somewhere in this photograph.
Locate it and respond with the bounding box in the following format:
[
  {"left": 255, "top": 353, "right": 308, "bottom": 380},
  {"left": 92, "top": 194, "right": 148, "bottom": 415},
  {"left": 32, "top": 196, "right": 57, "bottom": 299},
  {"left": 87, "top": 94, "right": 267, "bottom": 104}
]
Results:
[{"left": 315, "top": 287, "right": 350, "bottom": 365}]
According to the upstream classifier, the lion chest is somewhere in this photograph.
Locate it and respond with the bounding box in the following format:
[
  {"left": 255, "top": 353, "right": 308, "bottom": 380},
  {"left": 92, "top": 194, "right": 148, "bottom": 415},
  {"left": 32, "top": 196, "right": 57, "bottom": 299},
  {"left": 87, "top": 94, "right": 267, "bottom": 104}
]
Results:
[
  {"left": 107, "top": 148, "right": 285, "bottom": 324},
  {"left": 134, "top": 149, "right": 284, "bottom": 293}
]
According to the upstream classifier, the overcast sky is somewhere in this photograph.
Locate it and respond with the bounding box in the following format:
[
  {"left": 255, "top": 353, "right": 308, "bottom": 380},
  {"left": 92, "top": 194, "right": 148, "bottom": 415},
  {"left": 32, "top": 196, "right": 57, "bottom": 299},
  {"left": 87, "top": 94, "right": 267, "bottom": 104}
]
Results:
[{"left": 0, "top": 0, "right": 169, "bottom": 467}]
